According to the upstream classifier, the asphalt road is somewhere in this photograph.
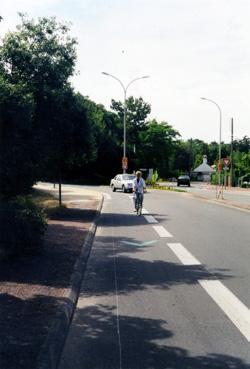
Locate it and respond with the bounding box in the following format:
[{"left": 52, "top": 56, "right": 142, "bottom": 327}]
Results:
[
  {"left": 59, "top": 185, "right": 250, "bottom": 369},
  {"left": 160, "top": 181, "right": 250, "bottom": 206}
]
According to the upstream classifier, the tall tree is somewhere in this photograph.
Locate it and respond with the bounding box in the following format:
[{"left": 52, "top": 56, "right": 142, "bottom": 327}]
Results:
[
  {"left": 0, "top": 77, "right": 35, "bottom": 198},
  {"left": 138, "top": 120, "right": 180, "bottom": 177},
  {"left": 0, "top": 15, "right": 89, "bottom": 200},
  {"left": 83, "top": 97, "right": 122, "bottom": 180},
  {"left": 111, "top": 96, "right": 151, "bottom": 170}
]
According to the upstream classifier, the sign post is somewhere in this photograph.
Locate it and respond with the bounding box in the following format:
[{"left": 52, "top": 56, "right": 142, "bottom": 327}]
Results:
[
  {"left": 222, "top": 158, "right": 230, "bottom": 189},
  {"left": 122, "top": 156, "right": 128, "bottom": 171},
  {"left": 223, "top": 158, "right": 230, "bottom": 167}
]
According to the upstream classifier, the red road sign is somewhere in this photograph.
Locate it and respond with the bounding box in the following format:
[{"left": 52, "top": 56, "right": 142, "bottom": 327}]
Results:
[
  {"left": 122, "top": 156, "right": 128, "bottom": 170},
  {"left": 223, "top": 158, "right": 230, "bottom": 166}
]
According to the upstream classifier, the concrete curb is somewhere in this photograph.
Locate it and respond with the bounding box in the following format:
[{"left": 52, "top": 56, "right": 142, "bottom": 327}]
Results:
[{"left": 36, "top": 194, "right": 104, "bottom": 369}]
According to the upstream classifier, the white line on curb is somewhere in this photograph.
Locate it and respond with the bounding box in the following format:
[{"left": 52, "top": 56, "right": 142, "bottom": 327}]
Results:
[
  {"left": 153, "top": 225, "right": 173, "bottom": 237},
  {"left": 199, "top": 280, "right": 250, "bottom": 342},
  {"left": 167, "top": 243, "right": 201, "bottom": 265}
]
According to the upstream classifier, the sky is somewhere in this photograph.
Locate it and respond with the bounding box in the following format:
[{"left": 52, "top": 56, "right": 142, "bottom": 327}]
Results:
[{"left": 1, "top": 0, "right": 250, "bottom": 143}]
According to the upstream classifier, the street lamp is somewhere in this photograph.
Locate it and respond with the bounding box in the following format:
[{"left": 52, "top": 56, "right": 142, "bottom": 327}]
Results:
[
  {"left": 102, "top": 72, "right": 150, "bottom": 173},
  {"left": 200, "top": 97, "right": 222, "bottom": 184}
]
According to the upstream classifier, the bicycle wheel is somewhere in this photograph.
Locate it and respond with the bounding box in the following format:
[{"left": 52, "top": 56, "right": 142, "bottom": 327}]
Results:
[
  {"left": 135, "top": 194, "right": 140, "bottom": 215},
  {"left": 139, "top": 196, "right": 142, "bottom": 216}
]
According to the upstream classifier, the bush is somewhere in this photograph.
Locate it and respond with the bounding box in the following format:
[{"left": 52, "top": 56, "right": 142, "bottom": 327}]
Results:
[{"left": 0, "top": 196, "right": 47, "bottom": 259}]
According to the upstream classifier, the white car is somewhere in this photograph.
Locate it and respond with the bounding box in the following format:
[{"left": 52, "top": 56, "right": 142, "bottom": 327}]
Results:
[{"left": 110, "top": 174, "right": 136, "bottom": 193}]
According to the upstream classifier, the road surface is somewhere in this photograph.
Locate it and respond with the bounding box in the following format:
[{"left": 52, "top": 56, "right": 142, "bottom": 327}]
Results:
[
  {"left": 58, "top": 185, "right": 250, "bottom": 369},
  {"left": 161, "top": 181, "right": 250, "bottom": 208}
]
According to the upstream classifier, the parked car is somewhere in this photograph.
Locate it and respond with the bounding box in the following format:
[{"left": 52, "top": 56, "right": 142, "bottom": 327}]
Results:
[
  {"left": 110, "top": 174, "right": 136, "bottom": 193},
  {"left": 177, "top": 175, "right": 190, "bottom": 187}
]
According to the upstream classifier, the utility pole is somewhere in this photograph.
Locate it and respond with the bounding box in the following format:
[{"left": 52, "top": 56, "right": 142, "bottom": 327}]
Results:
[
  {"left": 200, "top": 97, "right": 222, "bottom": 185},
  {"left": 230, "top": 118, "right": 234, "bottom": 187},
  {"left": 189, "top": 138, "right": 193, "bottom": 176}
]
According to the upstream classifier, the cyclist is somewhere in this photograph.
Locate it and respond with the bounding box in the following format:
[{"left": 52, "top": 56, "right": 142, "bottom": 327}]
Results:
[{"left": 133, "top": 171, "right": 146, "bottom": 212}]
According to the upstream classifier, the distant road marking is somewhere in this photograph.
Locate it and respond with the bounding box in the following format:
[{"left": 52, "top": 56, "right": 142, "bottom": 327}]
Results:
[
  {"left": 167, "top": 243, "right": 201, "bottom": 265},
  {"left": 199, "top": 280, "right": 250, "bottom": 342},
  {"left": 153, "top": 225, "right": 173, "bottom": 237},
  {"left": 144, "top": 215, "right": 158, "bottom": 224}
]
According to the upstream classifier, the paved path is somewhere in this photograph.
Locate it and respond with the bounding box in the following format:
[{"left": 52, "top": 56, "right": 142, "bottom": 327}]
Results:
[{"left": 59, "top": 186, "right": 250, "bottom": 369}]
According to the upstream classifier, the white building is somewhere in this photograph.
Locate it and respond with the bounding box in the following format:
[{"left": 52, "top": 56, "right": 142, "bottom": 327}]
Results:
[{"left": 193, "top": 155, "right": 215, "bottom": 182}]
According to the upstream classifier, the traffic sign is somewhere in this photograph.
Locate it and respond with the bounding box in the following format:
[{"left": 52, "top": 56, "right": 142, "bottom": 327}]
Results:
[
  {"left": 223, "top": 158, "right": 230, "bottom": 167},
  {"left": 122, "top": 156, "right": 128, "bottom": 170}
]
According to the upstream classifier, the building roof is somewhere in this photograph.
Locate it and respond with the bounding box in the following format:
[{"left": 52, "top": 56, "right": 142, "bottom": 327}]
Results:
[{"left": 193, "top": 155, "right": 215, "bottom": 173}]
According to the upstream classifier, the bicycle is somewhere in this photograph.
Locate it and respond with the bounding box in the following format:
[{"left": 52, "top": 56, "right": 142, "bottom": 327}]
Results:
[{"left": 135, "top": 191, "right": 143, "bottom": 216}]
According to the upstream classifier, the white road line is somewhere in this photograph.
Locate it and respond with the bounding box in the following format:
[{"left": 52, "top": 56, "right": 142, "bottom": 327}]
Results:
[
  {"left": 144, "top": 215, "right": 158, "bottom": 224},
  {"left": 199, "top": 280, "right": 250, "bottom": 342},
  {"left": 153, "top": 225, "right": 173, "bottom": 237},
  {"left": 167, "top": 243, "right": 201, "bottom": 265}
]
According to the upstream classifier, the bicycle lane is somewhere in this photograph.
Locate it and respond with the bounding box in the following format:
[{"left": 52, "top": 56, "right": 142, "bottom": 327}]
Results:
[{"left": 59, "top": 190, "right": 250, "bottom": 369}]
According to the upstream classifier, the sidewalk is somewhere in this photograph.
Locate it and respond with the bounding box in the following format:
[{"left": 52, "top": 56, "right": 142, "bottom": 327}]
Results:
[{"left": 0, "top": 187, "right": 103, "bottom": 369}]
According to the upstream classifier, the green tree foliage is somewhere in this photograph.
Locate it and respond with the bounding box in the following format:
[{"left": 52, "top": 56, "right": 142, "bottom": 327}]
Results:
[
  {"left": 111, "top": 96, "right": 151, "bottom": 162},
  {"left": 82, "top": 97, "right": 122, "bottom": 181},
  {"left": 234, "top": 136, "right": 250, "bottom": 153},
  {"left": 0, "top": 15, "right": 94, "bottom": 196},
  {"left": 1, "top": 14, "right": 77, "bottom": 89},
  {"left": 138, "top": 120, "right": 180, "bottom": 178},
  {"left": 0, "top": 77, "right": 35, "bottom": 198},
  {"left": 39, "top": 90, "right": 95, "bottom": 182}
]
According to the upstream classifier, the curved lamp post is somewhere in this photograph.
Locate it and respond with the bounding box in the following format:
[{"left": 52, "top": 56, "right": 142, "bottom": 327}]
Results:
[
  {"left": 102, "top": 72, "right": 149, "bottom": 173},
  {"left": 201, "top": 97, "right": 222, "bottom": 184}
]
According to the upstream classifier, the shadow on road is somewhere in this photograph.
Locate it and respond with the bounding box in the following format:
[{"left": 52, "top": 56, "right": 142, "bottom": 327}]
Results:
[
  {"left": 60, "top": 303, "right": 250, "bottom": 369},
  {"left": 79, "top": 234, "right": 232, "bottom": 298},
  {"left": 98, "top": 212, "right": 168, "bottom": 227}
]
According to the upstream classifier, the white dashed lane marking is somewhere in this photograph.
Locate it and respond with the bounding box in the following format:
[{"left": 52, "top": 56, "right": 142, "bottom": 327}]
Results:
[
  {"left": 144, "top": 215, "right": 158, "bottom": 224},
  {"left": 199, "top": 280, "right": 250, "bottom": 342},
  {"left": 167, "top": 243, "right": 201, "bottom": 265},
  {"left": 152, "top": 225, "right": 173, "bottom": 237},
  {"left": 126, "top": 191, "right": 250, "bottom": 343}
]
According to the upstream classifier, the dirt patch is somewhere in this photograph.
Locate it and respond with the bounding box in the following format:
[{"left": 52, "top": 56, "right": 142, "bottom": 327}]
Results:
[{"left": 0, "top": 200, "right": 100, "bottom": 369}]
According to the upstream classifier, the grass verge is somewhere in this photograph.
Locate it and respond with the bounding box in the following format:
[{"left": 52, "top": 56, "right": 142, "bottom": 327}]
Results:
[
  {"left": 30, "top": 188, "right": 67, "bottom": 218},
  {"left": 148, "top": 185, "right": 187, "bottom": 193}
]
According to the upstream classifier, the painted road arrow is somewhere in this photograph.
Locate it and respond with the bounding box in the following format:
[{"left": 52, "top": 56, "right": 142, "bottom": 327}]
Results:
[{"left": 121, "top": 240, "right": 158, "bottom": 247}]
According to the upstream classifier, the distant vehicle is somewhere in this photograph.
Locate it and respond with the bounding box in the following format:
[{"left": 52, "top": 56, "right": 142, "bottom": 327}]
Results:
[
  {"left": 177, "top": 175, "right": 190, "bottom": 187},
  {"left": 240, "top": 173, "right": 250, "bottom": 188},
  {"left": 110, "top": 174, "right": 136, "bottom": 193}
]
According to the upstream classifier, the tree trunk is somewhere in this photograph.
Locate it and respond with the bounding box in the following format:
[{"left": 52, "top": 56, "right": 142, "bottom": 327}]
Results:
[{"left": 59, "top": 171, "right": 62, "bottom": 207}]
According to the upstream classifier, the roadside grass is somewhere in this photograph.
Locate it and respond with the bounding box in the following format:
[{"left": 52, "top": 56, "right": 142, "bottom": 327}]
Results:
[
  {"left": 147, "top": 185, "right": 187, "bottom": 193},
  {"left": 31, "top": 188, "right": 67, "bottom": 218}
]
